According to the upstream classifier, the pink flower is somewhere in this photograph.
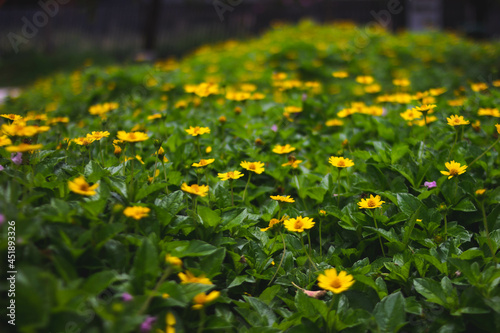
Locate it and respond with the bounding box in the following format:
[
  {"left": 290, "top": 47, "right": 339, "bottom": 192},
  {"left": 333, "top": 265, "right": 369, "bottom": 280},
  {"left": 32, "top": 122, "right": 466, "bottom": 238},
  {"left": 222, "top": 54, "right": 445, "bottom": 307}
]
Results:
[
  {"left": 0, "top": 165, "right": 4, "bottom": 171},
  {"left": 424, "top": 181, "right": 437, "bottom": 189},
  {"left": 140, "top": 316, "right": 156, "bottom": 332},
  {"left": 0, "top": 214, "right": 5, "bottom": 226},
  {"left": 271, "top": 125, "right": 278, "bottom": 132},
  {"left": 122, "top": 293, "right": 133, "bottom": 302},
  {"left": 11, "top": 153, "right": 22, "bottom": 165}
]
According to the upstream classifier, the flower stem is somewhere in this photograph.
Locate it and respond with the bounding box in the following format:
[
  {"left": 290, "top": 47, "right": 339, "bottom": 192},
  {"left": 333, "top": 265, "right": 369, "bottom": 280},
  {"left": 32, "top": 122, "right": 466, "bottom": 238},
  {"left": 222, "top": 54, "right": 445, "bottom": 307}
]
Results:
[
  {"left": 152, "top": 156, "right": 158, "bottom": 184},
  {"left": 319, "top": 218, "right": 323, "bottom": 257},
  {"left": 468, "top": 137, "right": 500, "bottom": 167},
  {"left": 230, "top": 180, "right": 234, "bottom": 206},
  {"left": 447, "top": 128, "right": 459, "bottom": 160},
  {"left": 480, "top": 201, "right": 498, "bottom": 263},
  {"left": 307, "top": 231, "right": 318, "bottom": 271},
  {"left": 371, "top": 209, "right": 385, "bottom": 257},
  {"left": 242, "top": 172, "right": 252, "bottom": 202},
  {"left": 138, "top": 267, "right": 172, "bottom": 315},
  {"left": 196, "top": 136, "right": 202, "bottom": 158},
  {"left": 161, "top": 160, "right": 169, "bottom": 194},
  {"left": 336, "top": 168, "right": 341, "bottom": 207},
  {"left": 197, "top": 309, "right": 206, "bottom": 333},
  {"left": 444, "top": 213, "right": 448, "bottom": 241},
  {"left": 269, "top": 231, "right": 286, "bottom": 285},
  {"left": 326, "top": 294, "right": 336, "bottom": 333}
]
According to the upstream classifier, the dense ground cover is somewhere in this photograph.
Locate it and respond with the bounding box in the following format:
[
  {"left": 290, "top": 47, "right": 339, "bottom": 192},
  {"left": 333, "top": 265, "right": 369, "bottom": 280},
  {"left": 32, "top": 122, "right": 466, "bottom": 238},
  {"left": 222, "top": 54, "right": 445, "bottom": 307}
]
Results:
[{"left": 1, "top": 20, "right": 500, "bottom": 333}]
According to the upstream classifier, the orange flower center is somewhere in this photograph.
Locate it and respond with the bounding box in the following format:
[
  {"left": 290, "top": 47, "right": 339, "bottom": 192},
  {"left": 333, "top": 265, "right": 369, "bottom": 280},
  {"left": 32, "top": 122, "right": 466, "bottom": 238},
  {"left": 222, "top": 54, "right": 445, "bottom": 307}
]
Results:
[
  {"left": 330, "top": 278, "right": 342, "bottom": 289},
  {"left": 129, "top": 133, "right": 136, "bottom": 140},
  {"left": 337, "top": 160, "right": 345, "bottom": 167},
  {"left": 294, "top": 220, "right": 303, "bottom": 229},
  {"left": 79, "top": 183, "right": 90, "bottom": 191},
  {"left": 367, "top": 199, "right": 376, "bottom": 207},
  {"left": 249, "top": 163, "right": 256, "bottom": 170},
  {"left": 192, "top": 185, "right": 200, "bottom": 191},
  {"left": 449, "top": 168, "right": 459, "bottom": 176}
]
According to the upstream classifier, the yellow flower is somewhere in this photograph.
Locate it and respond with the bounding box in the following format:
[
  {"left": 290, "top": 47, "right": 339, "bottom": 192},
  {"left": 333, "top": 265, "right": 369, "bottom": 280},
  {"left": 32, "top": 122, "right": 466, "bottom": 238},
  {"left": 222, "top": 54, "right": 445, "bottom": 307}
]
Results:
[
  {"left": 0, "top": 135, "right": 12, "bottom": 146},
  {"left": 73, "top": 136, "right": 95, "bottom": 146},
  {"left": 495, "top": 124, "right": 500, "bottom": 134},
  {"left": 178, "top": 271, "right": 212, "bottom": 285},
  {"left": 400, "top": 109, "right": 422, "bottom": 122},
  {"left": 325, "top": 119, "right": 344, "bottom": 127},
  {"left": 272, "top": 144, "right": 296, "bottom": 154},
  {"left": 270, "top": 195, "right": 295, "bottom": 203},
  {"left": 88, "top": 131, "right": 110, "bottom": 141},
  {"left": 240, "top": 161, "right": 265, "bottom": 174},
  {"left": 471, "top": 82, "right": 488, "bottom": 92},
  {"left": 181, "top": 183, "right": 209, "bottom": 197},
  {"left": 284, "top": 216, "right": 315, "bottom": 232},
  {"left": 218, "top": 115, "right": 227, "bottom": 123},
  {"left": 2, "top": 122, "right": 40, "bottom": 137},
  {"left": 226, "top": 91, "right": 251, "bottom": 101},
  {"left": 476, "top": 189, "right": 486, "bottom": 196},
  {"left": 332, "top": 71, "right": 349, "bottom": 78},
  {"left": 393, "top": 78, "right": 410, "bottom": 87},
  {"left": 478, "top": 108, "right": 500, "bottom": 117},
  {"left": 116, "top": 131, "right": 149, "bottom": 142},
  {"left": 260, "top": 218, "right": 282, "bottom": 232},
  {"left": 147, "top": 114, "right": 162, "bottom": 120},
  {"left": 1, "top": 114, "right": 23, "bottom": 121},
  {"left": 414, "top": 104, "right": 437, "bottom": 113},
  {"left": 123, "top": 206, "right": 150, "bottom": 220},
  {"left": 329, "top": 156, "right": 354, "bottom": 168},
  {"left": 192, "top": 159, "right": 215, "bottom": 167},
  {"left": 284, "top": 106, "right": 302, "bottom": 113},
  {"left": 185, "top": 126, "right": 210, "bottom": 136},
  {"left": 5, "top": 143, "right": 43, "bottom": 152},
  {"left": 192, "top": 291, "right": 220, "bottom": 310},
  {"left": 448, "top": 98, "right": 466, "bottom": 107},
  {"left": 447, "top": 115, "right": 470, "bottom": 126},
  {"left": 206, "top": 146, "right": 212, "bottom": 153},
  {"left": 355, "top": 75, "right": 374, "bottom": 85},
  {"left": 282, "top": 159, "right": 303, "bottom": 168},
  {"left": 357, "top": 195, "right": 385, "bottom": 209},
  {"left": 440, "top": 160, "right": 467, "bottom": 179},
  {"left": 317, "top": 268, "right": 355, "bottom": 294},
  {"left": 68, "top": 176, "right": 99, "bottom": 196},
  {"left": 218, "top": 171, "right": 244, "bottom": 181},
  {"left": 165, "top": 254, "right": 183, "bottom": 268}
]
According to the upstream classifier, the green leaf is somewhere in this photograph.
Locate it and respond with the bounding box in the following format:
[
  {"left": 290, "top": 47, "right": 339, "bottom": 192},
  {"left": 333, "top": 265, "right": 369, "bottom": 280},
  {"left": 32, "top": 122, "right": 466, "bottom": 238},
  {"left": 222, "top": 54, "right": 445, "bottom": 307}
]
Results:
[
  {"left": 244, "top": 295, "right": 278, "bottom": 326},
  {"left": 131, "top": 237, "right": 159, "bottom": 292},
  {"left": 397, "top": 193, "right": 426, "bottom": 217},
  {"left": 199, "top": 248, "right": 226, "bottom": 277},
  {"left": 81, "top": 270, "right": 118, "bottom": 295},
  {"left": 167, "top": 240, "right": 218, "bottom": 257},
  {"left": 135, "top": 182, "right": 167, "bottom": 201},
  {"left": 84, "top": 160, "right": 109, "bottom": 183},
  {"left": 373, "top": 292, "right": 407, "bottom": 333},
  {"left": 259, "top": 285, "right": 281, "bottom": 305},
  {"left": 198, "top": 206, "right": 221, "bottom": 227},
  {"left": 452, "top": 199, "right": 476, "bottom": 212},
  {"left": 304, "top": 187, "right": 327, "bottom": 203},
  {"left": 413, "top": 278, "right": 447, "bottom": 306},
  {"left": 391, "top": 144, "right": 409, "bottom": 164},
  {"left": 228, "top": 275, "right": 256, "bottom": 288}
]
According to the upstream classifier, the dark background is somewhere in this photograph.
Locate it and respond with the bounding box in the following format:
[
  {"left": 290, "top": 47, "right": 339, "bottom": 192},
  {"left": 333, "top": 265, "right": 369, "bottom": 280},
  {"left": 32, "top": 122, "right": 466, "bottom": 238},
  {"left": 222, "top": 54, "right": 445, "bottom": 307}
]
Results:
[{"left": 0, "top": 0, "right": 499, "bottom": 86}]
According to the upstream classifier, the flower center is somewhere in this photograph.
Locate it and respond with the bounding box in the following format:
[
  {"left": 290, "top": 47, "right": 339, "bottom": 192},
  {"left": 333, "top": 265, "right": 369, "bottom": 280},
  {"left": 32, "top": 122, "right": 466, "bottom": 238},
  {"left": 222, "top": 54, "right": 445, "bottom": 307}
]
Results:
[
  {"left": 192, "top": 185, "right": 200, "bottom": 191},
  {"left": 367, "top": 199, "right": 376, "bottom": 207},
  {"left": 330, "top": 278, "right": 342, "bottom": 289},
  {"left": 294, "top": 220, "right": 303, "bottom": 229},
  {"left": 249, "top": 163, "right": 256, "bottom": 170},
  {"left": 449, "top": 168, "right": 458, "bottom": 176},
  {"left": 337, "top": 160, "right": 345, "bottom": 167},
  {"left": 228, "top": 172, "right": 235, "bottom": 178},
  {"left": 80, "top": 184, "right": 89, "bottom": 191}
]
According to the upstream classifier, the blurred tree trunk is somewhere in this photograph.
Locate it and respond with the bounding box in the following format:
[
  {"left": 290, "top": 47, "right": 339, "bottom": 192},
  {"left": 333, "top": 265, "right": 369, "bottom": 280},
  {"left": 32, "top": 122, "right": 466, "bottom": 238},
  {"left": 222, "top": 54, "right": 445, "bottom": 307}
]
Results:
[{"left": 143, "top": 0, "right": 161, "bottom": 52}]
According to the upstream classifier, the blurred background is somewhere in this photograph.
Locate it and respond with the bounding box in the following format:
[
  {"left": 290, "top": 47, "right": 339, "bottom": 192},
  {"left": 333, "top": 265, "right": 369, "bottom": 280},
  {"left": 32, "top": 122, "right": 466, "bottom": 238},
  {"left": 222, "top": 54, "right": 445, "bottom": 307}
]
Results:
[{"left": 1, "top": 0, "right": 499, "bottom": 87}]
